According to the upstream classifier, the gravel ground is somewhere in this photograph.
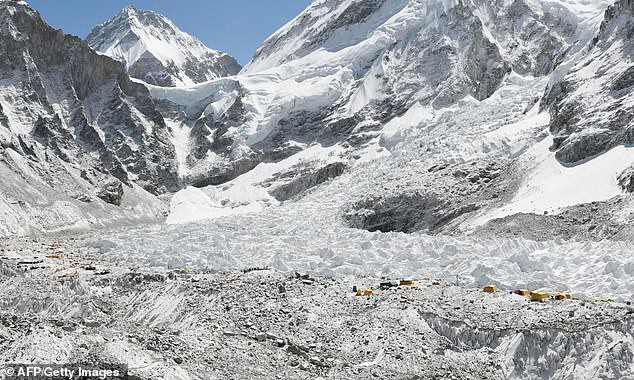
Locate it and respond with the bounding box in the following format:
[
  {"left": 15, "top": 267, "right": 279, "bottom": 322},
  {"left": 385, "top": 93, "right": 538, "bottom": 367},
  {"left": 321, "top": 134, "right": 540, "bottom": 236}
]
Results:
[{"left": 0, "top": 236, "right": 633, "bottom": 379}]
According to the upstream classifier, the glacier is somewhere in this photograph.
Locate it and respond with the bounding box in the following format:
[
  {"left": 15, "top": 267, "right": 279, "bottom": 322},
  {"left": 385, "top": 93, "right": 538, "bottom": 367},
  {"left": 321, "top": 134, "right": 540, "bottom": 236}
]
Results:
[{"left": 0, "top": 0, "right": 633, "bottom": 378}]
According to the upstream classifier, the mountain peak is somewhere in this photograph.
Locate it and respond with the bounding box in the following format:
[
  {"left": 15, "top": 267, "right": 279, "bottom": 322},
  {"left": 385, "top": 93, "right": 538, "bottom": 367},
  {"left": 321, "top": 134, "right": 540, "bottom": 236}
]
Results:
[
  {"left": 0, "top": 0, "right": 29, "bottom": 8},
  {"left": 116, "top": 5, "right": 167, "bottom": 27},
  {"left": 87, "top": 6, "right": 241, "bottom": 87},
  {"left": 120, "top": 4, "right": 138, "bottom": 17}
]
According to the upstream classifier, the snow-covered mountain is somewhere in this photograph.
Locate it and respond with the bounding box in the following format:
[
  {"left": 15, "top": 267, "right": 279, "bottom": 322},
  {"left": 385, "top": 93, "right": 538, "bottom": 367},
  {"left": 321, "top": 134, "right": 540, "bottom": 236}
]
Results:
[
  {"left": 2, "top": 0, "right": 634, "bottom": 241},
  {"left": 156, "top": 0, "right": 580, "bottom": 186},
  {"left": 0, "top": 1, "right": 176, "bottom": 235},
  {"left": 151, "top": 0, "right": 634, "bottom": 240},
  {"left": 2, "top": 2, "right": 634, "bottom": 378},
  {"left": 87, "top": 6, "right": 241, "bottom": 87}
]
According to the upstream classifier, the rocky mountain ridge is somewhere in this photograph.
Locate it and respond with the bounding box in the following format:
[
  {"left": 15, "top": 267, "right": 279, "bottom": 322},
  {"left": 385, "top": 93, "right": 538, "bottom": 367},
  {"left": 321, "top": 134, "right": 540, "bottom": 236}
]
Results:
[
  {"left": 0, "top": 1, "right": 175, "bottom": 235},
  {"left": 546, "top": 0, "right": 634, "bottom": 163}
]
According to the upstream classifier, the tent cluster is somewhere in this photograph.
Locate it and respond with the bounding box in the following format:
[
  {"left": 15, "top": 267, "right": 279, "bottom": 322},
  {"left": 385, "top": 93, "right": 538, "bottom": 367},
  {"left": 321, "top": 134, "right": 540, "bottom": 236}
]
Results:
[
  {"left": 353, "top": 278, "right": 445, "bottom": 297},
  {"left": 483, "top": 285, "right": 572, "bottom": 302}
]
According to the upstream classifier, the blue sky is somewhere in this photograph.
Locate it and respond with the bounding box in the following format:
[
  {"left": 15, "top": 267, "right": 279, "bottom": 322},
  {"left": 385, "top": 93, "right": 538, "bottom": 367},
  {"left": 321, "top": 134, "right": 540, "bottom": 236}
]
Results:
[{"left": 26, "top": 0, "right": 312, "bottom": 65}]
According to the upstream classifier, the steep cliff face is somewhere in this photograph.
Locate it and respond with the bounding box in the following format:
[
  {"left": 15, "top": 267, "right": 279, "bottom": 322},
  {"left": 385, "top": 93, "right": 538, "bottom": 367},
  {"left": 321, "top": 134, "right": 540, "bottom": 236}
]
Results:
[
  {"left": 87, "top": 6, "right": 241, "bottom": 87},
  {"left": 0, "top": 1, "right": 175, "bottom": 235},
  {"left": 546, "top": 0, "right": 634, "bottom": 164}
]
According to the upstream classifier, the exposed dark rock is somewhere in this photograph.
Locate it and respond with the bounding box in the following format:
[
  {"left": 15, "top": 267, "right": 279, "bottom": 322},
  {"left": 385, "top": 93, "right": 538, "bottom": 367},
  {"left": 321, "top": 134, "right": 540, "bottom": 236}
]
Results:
[
  {"left": 344, "top": 161, "right": 509, "bottom": 234},
  {"left": 611, "top": 66, "right": 634, "bottom": 93},
  {"left": 96, "top": 181, "right": 124, "bottom": 206},
  {"left": 300, "top": 0, "right": 388, "bottom": 54},
  {"left": 0, "top": 101, "right": 9, "bottom": 128},
  {"left": 618, "top": 166, "right": 634, "bottom": 193},
  {"left": 268, "top": 162, "right": 347, "bottom": 201},
  {"left": 346, "top": 191, "right": 445, "bottom": 233},
  {"left": 189, "top": 154, "right": 263, "bottom": 188},
  {"left": 129, "top": 52, "right": 176, "bottom": 87},
  {"left": 545, "top": 1, "right": 634, "bottom": 164}
]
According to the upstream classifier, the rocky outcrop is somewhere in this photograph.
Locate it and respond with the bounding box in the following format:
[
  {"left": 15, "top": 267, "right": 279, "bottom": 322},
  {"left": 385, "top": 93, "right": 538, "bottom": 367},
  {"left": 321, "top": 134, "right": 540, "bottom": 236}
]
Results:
[
  {"left": 344, "top": 161, "right": 510, "bottom": 233},
  {"left": 619, "top": 166, "right": 634, "bottom": 193},
  {"left": 188, "top": 156, "right": 262, "bottom": 188},
  {"left": 0, "top": 2, "right": 179, "bottom": 194},
  {"left": 546, "top": 0, "right": 634, "bottom": 163},
  {"left": 266, "top": 161, "right": 347, "bottom": 201},
  {"left": 96, "top": 181, "right": 124, "bottom": 206}
]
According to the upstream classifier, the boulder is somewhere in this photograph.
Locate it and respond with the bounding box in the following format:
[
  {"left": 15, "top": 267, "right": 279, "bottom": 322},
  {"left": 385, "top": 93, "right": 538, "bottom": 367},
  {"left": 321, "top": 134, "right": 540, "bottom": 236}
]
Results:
[{"left": 97, "top": 182, "right": 124, "bottom": 206}]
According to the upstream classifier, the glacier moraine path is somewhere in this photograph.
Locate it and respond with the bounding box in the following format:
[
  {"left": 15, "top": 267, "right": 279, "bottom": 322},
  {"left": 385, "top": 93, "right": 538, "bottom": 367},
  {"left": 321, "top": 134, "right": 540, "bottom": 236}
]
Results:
[{"left": 0, "top": 235, "right": 632, "bottom": 380}]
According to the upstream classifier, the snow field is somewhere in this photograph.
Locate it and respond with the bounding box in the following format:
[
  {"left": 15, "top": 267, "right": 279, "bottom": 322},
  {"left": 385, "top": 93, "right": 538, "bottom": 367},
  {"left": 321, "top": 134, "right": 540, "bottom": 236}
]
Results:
[{"left": 475, "top": 139, "right": 634, "bottom": 225}]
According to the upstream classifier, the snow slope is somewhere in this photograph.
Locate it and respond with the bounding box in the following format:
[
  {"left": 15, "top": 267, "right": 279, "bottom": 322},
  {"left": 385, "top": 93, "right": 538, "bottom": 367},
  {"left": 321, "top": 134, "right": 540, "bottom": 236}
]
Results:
[
  {"left": 474, "top": 138, "right": 634, "bottom": 226},
  {"left": 87, "top": 6, "right": 241, "bottom": 87}
]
